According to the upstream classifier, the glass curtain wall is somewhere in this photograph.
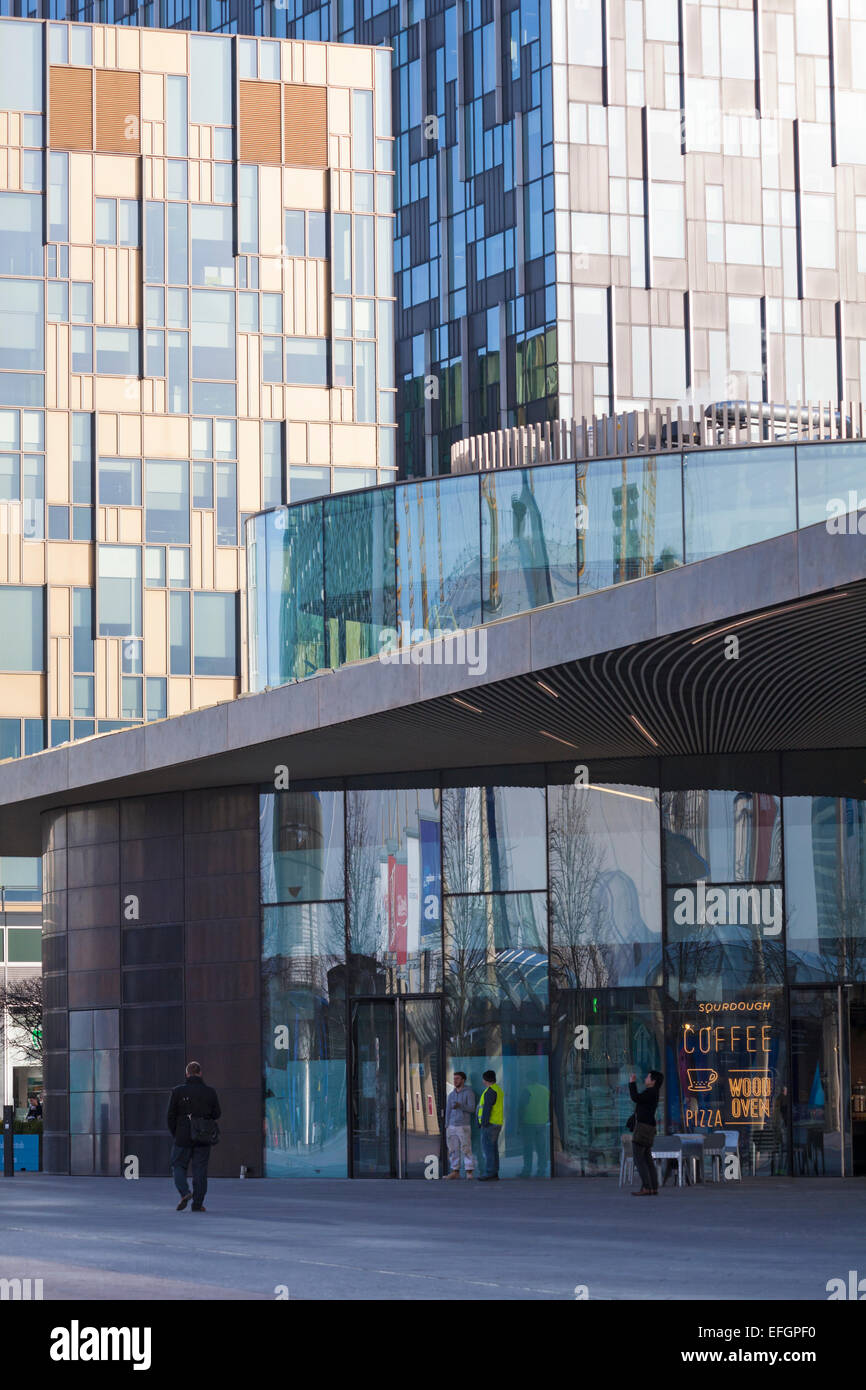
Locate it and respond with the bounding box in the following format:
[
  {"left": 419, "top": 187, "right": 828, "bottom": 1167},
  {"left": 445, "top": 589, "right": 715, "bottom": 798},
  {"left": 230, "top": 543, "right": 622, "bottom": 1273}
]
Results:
[
  {"left": 440, "top": 781, "right": 550, "bottom": 1179},
  {"left": 258, "top": 768, "right": 866, "bottom": 1178},
  {"left": 261, "top": 790, "right": 347, "bottom": 1176}
]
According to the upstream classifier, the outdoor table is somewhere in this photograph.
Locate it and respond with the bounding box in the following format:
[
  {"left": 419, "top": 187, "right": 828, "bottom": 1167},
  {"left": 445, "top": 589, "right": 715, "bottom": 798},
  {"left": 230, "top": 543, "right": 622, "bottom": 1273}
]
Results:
[{"left": 673, "top": 1132, "right": 705, "bottom": 1184}]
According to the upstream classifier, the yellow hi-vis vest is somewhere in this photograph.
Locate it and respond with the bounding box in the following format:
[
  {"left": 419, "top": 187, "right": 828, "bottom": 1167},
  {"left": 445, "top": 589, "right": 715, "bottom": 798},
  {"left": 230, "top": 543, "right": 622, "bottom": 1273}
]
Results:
[{"left": 478, "top": 1083, "right": 504, "bottom": 1126}]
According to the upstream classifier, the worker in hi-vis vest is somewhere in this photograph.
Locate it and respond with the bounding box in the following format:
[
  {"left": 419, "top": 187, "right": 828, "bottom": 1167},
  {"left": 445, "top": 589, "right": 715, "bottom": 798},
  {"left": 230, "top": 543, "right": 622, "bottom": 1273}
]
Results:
[{"left": 476, "top": 1069, "right": 504, "bottom": 1181}]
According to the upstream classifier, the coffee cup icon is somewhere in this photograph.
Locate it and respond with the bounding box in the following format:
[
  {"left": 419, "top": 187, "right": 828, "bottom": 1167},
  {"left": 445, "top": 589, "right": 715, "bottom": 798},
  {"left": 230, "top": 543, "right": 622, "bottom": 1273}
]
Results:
[{"left": 687, "top": 1068, "right": 719, "bottom": 1092}]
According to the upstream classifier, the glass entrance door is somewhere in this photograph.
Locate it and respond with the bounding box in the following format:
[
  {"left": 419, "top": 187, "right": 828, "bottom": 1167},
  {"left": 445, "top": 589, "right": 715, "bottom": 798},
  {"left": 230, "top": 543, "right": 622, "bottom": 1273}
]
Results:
[
  {"left": 351, "top": 998, "right": 443, "bottom": 1177},
  {"left": 399, "top": 1000, "right": 443, "bottom": 1177},
  {"left": 790, "top": 987, "right": 851, "bottom": 1177}
]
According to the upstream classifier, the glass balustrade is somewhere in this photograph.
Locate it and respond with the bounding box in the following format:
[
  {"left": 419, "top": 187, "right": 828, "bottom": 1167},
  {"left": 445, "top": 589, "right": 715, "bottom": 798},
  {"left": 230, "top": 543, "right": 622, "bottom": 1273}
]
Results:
[{"left": 245, "top": 440, "right": 866, "bottom": 692}]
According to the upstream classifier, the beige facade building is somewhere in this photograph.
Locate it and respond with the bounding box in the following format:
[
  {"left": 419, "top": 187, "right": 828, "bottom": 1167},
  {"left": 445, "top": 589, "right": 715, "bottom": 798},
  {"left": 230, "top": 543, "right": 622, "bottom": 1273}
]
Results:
[{"left": 0, "top": 17, "right": 395, "bottom": 765}]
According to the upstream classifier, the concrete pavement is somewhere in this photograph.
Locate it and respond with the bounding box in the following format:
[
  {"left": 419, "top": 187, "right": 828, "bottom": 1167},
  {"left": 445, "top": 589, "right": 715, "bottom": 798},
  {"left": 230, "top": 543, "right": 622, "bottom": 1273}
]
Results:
[{"left": 1, "top": 1173, "right": 864, "bottom": 1301}]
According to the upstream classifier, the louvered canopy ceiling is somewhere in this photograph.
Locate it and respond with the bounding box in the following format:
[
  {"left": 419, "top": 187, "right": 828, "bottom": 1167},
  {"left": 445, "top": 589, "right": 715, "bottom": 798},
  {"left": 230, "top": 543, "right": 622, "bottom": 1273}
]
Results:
[{"left": 372, "top": 584, "right": 866, "bottom": 766}]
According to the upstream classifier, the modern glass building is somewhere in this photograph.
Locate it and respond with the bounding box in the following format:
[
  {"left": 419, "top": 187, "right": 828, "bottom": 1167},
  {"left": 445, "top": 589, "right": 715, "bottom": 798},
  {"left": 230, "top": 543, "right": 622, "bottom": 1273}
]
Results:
[
  {"left": 3, "top": 3, "right": 866, "bottom": 477},
  {"left": 16, "top": 428, "right": 866, "bottom": 1180}
]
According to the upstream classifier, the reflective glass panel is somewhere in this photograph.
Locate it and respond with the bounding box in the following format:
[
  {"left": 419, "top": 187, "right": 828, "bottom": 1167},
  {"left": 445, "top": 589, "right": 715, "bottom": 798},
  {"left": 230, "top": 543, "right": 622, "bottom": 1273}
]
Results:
[
  {"left": 579, "top": 452, "right": 683, "bottom": 591},
  {"left": 396, "top": 474, "right": 482, "bottom": 632},
  {"left": 443, "top": 784, "right": 546, "bottom": 894},
  {"left": 663, "top": 790, "right": 782, "bottom": 884},
  {"left": 785, "top": 796, "right": 866, "bottom": 983},
  {"left": 263, "top": 908, "right": 347, "bottom": 1177},
  {"left": 323, "top": 487, "right": 396, "bottom": 667},
  {"left": 797, "top": 441, "right": 866, "bottom": 529},
  {"left": 549, "top": 782, "right": 662, "bottom": 989},
  {"left": 260, "top": 790, "right": 345, "bottom": 905},
  {"left": 347, "top": 786, "right": 442, "bottom": 994},
  {"left": 445, "top": 891, "right": 549, "bottom": 1178},
  {"left": 482, "top": 464, "right": 578, "bottom": 620},
  {"left": 247, "top": 505, "right": 324, "bottom": 689},
  {"left": 684, "top": 447, "right": 796, "bottom": 563}
]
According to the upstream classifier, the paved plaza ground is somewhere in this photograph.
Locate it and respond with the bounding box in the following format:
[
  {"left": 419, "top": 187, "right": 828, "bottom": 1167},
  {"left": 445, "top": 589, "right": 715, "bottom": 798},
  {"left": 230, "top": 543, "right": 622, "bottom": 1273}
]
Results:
[{"left": 1, "top": 1173, "right": 863, "bottom": 1301}]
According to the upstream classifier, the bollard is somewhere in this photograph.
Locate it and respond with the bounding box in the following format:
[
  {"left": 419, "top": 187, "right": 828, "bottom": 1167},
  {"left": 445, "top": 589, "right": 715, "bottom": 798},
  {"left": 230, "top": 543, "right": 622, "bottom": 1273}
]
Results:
[{"left": 3, "top": 1105, "right": 13, "bottom": 1177}]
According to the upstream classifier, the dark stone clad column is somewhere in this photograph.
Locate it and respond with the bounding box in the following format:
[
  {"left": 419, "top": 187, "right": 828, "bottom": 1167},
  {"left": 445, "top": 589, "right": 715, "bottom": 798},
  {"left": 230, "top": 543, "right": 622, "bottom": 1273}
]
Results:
[
  {"left": 183, "top": 789, "right": 262, "bottom": 1178},
  {"left": 120, "top": 792, "right": 186, "bottom": 1175},
  {"left": 41, "top": 809, "right": 69, "bottom": 1174},
  {"left": 41, "top": 787, "right": 262, "bottom": 1178}
]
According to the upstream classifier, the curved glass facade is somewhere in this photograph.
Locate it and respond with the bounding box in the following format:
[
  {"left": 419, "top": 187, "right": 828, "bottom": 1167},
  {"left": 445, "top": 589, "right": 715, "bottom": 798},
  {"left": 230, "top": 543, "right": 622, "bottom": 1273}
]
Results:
[
  {"left": 245, "top": 439, "right": 866, "bottom": 691},
  {"left": 257, "top": 756, "right": 866, "bottom": 1180},
  {"left": 39, "top": 756, "right": 866, "bottom": 1179}
]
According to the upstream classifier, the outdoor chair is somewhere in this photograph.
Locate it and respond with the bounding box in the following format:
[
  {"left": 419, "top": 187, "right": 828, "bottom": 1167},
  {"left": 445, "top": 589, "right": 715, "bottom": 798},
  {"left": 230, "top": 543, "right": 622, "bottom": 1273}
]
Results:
[
  {"left": 619, "top": 1135, "right": 634, "bottom": 1188},
  {"left": 651, "top": 1134, "right": 684, "bottom": 1187},
  {"left": 702, "top": 1132, "right": 727, "bottom": 1182}
]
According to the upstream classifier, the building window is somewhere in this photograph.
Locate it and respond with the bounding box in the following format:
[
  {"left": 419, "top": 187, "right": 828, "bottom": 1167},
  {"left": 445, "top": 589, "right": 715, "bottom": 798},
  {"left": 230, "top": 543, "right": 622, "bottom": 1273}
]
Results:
[
  {"left": 94, "top": 328, "right": 140, "bottom": 377},
  {"left": 193, "top": 591, "right": 237, "bottom": 676},
  {"left": 95, "top": 198, "right": 140, "bottom": 248},
  {"left": 0, "top": 19, "right": 42, "bottom": 112},
  {"left": 191, "top": 290, "right": 235, "bottom": 378},
  {"left": 97, "top": 546, "right": 141, "bottom": 637},
  {"left": 169, "top": 589, "right": 190, "bottom": 674},
  {"left": 191, "top": 205, "right": 233, "bottom": 287},
  {"left": 239, "top": 167, "right": 259, "bottom": 254},
  {"left": 146, "top": 676, "right": 167, "bottom": 721},
  {"left": 0, "top": 193, "right": 42, "bottom": 276},
  {"left": 190, "top": 34, "right": 231, "bottom": 126},
  {"left": 0, "top": 281, "right": 43, "bottom": 372},
  {"left": 98, "top": 457, "right": 140, "bottom": 508},
  {"left": 0, "top": 586, "right": 43, "bottom": 671},
  {"left": 285, "top": 338, "right": 328, "bottom": 386},
  {"left": 283, "top": 209, "right": 327, "bottom": 258},
  {"left": 215, "top": 462, "right": 237, "bottom": 545},
  {"left": 145, "top": 460, "right": 189, "bottom": 544}
]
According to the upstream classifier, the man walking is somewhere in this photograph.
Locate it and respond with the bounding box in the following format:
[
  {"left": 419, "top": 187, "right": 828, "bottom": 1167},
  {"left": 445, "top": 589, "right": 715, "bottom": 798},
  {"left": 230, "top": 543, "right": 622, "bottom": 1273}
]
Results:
[
  {"left": 445, "top": 1070, "right": 476, "bottom": 1179},
  {"left": 476, "top": 1069, "right": 504, "bottom": 1182},
  {"left": 167, "top": 1061, "right": 221, "bottom": 1212}
]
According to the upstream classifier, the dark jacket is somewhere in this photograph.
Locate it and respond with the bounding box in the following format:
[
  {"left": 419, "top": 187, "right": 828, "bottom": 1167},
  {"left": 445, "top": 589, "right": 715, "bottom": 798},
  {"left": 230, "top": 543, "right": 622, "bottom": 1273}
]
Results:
[
  {"left": 167, "top": 1075, "right": 221, "bottom": 1147},
  {"left": 629, "top": 1080, "right": 660, "bottom": 1126}
]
